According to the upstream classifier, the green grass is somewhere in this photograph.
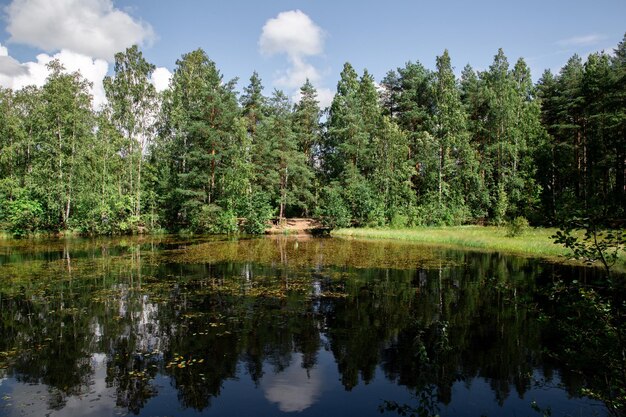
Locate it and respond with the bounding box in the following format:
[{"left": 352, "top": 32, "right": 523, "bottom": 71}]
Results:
[{"left": 332, "top": 226, "right": 571, "bottom": 259}]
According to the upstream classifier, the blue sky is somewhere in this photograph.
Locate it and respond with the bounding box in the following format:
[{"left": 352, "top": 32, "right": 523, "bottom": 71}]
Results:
[{"left": 1, "top": 0, "right": 625, "bottom": 108}]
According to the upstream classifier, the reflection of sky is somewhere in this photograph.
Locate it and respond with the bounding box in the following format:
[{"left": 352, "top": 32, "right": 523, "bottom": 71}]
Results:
[
  {"left": 261, "top": 353, "right": 323, "bottom": 412},
  {"left": 0, "top": 353, "right": 120, "bottom": 417}
]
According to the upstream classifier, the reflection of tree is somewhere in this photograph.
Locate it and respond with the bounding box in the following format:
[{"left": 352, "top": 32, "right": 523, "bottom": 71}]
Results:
[
  {"left": 163, "top": 300, "right": 240, "bottom": 411},
  {"left": 324, "top": 268, "right": 416, "bottom": 390},
  {"left": 0, "top": 237, "right": 618, "bottom": 416},
  {"left": 377, "top": 253, "right": 568, "bottom": 416},
  {"left": 105, "top": 339, "right": 158, "bottom": 414},
  {"left": 0, "top": 293, "right": 97, "bottom": 409},
  {"left": 540, "top": 272, "right": 626, "bottom": 416},
  {"left": 158, "top": 267, "right": 324, "bottom": 410},
  {"left": 103, "top": 284, "right": 163, "bottom": 414}
]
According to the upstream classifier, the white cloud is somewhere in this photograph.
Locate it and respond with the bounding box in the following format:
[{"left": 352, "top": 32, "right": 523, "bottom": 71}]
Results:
[
  {"left": 557, "top": 34, "right": 606, "bottom": 47},
  {"left": 261, "top": 353, "right": 323, "bottom": 412},
  {"left": 259, "top": 10, "right": 333, "bottom": 109},
  {"left": 5, "top": 0, "right": 155, "bottom": 62},
  {"left": 316, "top": 87, "right": 335, "bottom": 109},
  {"left": 259, "top": 10, "right": 324, "bottom": 58},
  {"left": 0, "top": 44, "right": 109, "bottom": 108},
  {"left": 0, "top": 43, "right": 29, "bottom": 76},
  {"left": 150, "top": 67, "right": 172, "bottom": 93},
  {"left": 276, "top": 56, "right": 321, "bottom": 89},
  {"left": 291, "top": 85, "right": 334, "bottom": 110}
]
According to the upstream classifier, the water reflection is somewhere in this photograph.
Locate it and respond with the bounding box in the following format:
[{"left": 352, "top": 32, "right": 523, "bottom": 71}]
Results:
[
  {"left": 262, "top": 352, "right": 323, "bottom": 412},
  {"left": 0, "top": 236, "right": 615, "bottom": 417}
]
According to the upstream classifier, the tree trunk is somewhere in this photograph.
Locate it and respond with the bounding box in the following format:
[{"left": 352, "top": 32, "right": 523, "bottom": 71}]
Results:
[{"left": 137, "top": 153, "right": 142, "bottom": 218}]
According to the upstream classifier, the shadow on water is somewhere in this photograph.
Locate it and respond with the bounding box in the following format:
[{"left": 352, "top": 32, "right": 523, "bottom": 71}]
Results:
[{"left": 0, "top": 235, "right": 620, "bottom": 416}]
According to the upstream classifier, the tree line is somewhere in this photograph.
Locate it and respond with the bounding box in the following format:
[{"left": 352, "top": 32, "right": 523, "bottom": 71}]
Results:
[{"left": 0, "top": 35, "right": 624, "bottom": 236}]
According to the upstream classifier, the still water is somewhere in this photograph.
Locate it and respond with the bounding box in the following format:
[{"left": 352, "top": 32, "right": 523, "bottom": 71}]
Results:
[{"left": 0, "top": 236, "right": 612, "bottom": 416}]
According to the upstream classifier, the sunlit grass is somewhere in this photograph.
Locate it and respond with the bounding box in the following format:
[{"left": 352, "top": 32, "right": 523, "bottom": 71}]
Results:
[{"left": 332, "top": 226, "right": 571, "bottom": 259}]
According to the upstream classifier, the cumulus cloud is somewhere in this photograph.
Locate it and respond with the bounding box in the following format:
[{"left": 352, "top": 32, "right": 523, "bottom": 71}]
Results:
[
  {"left": 557, "top": 34, "right": 606, "bottom": 47},
  {"left": 315, "top": 87, "right": 335, "bottom": 109},
  {"left": 259, "top": 10, "right": 333, "bottom": 108},
  {"left": 5, "top": 0, "right": 155, "bottom": 61},
  {"left": 259, "top": 10, "right": 324, "bottom": 58},
  {"left": 0, "top": 43, "right": 29, "bottom": 76},
  {"left": 150, "top": 67, "right": 172, "bottom": 93},
  {"left": 275, "top": 56, "right": 321, "bottom": 89},
  {"left": 0, "top": 44, "right": 109, "bottom": 108},
  {"left": 0, "top": 44, "right": 172, "bottom": 108}
]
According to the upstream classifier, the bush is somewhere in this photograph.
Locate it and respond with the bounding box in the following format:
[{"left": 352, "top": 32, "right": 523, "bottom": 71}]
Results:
[
  {"left": 389, "top": 213, "right": 409, "bottom": 229},
  {"left": 5, "top": 198, "right": 44, "bottom": 237},
  {"left": 81, "top": 204, "right": 114, "bottom": 235},
  {"left": 316, "top": 185, "right": 351, "bottom": 230},
  {"left": 190, "top": 204, "right": 237, "bottom": 234},
  {"left": 411, "top": 198, "right": 470, "bottom": 227},
  {"left": 506, "top": 216, "right": 529, "bottom": 237},
  {"left": 241, "top": 193, "right": 274, "bottom": 234}
]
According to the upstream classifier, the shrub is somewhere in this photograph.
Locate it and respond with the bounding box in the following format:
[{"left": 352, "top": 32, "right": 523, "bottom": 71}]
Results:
[
  {"left": 506, "top": 216, "right": 529, "bottom": 237},
  {"left": 190, "top": 204, "right": 237, "bottom": 234},
  {"left": 6, "top": 198, "right": 44, "bottom": 237},
  {"left": 411, "top": 198, "right": 470, "bottom": 227},
  {"left": 241, "top": 193, "right": 274, "bottom": 234},
  {"left": 316, "top": 185, "right": 351, "bottom": 230},
  {"left": 389, "top": 213, "right": 409, "bottom": 229}
]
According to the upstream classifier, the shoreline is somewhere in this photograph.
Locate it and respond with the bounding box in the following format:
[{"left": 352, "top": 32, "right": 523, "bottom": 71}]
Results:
[{"left": 332, "top": 226, "right": 573, "bottom": 260}]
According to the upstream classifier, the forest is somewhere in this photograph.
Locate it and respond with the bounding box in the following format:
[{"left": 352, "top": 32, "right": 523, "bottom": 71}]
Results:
[{"left": 0, "top": 35, "right": 624, "bottom": 236}]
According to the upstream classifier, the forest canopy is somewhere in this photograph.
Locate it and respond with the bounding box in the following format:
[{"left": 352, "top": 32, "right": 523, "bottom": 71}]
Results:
[{"left": 1, "top": 36, "right": 625, "bottom": 236}]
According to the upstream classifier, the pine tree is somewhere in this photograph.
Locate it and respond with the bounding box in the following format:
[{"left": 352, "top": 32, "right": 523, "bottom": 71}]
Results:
[
  {"left": 325, "top": 62, "right": 361, "bottom": 179},
  {"left": 380, "top": 70, "right": 402, "bottom": 118},
  {"left": 240, "top": 71, "right": 266, "bottom": 137},
  {"left": 293, "top": 79, "right": 321, "bottom": 170},
  {"left": 159, "top": 48, "right": 242, "bottom": 230},
  {"left": 255, "top": 90, "right": 313, "bottom": 219}
]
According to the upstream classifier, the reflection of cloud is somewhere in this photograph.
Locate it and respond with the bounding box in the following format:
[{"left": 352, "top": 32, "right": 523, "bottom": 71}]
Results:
[
  {"left": 262, "top": 353, "right": 323, "bottom": 412},
  {"left": 2, "top": 353, "right": 116, "bottom": 417}
]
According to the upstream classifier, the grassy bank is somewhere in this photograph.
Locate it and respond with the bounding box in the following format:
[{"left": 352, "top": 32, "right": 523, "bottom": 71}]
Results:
[{"left": 332, "top": 226, "right": 572, "bottom": 259}]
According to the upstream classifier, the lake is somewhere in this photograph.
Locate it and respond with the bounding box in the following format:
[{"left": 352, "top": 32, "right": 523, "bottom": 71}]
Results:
[{"left": 0, "top": 235, "right": 615, "bottom": 416}]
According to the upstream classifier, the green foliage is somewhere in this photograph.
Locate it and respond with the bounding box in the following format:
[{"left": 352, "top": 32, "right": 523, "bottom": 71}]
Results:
[
  {"left": 189, "top": 204, "right": 237, "bottom": 235},
  {"left": 544, "top": 276, "right": 626, "bottom": 415},
  {"left": 316, "top": 185, "right": 351, "bottom": 229},
  {"left": 1, "top": 39, "right": 625, "bottom": 236},
  {"left": 493, "top": 183, "right": 509, "bottom": 226},
  {"left": 158, "top": 48, "right": 243, "bottom": 231},
  {"left": 506, "top": 216, "right": 529, "bottom": 237},
  {"left": 389, "top": 214, "right": 409, "bottom": 229},
  {"left": 103, "top": 45, "right": 158, "bottom": 220},
  {"left": 254, "top": 90, "right": 314, "bottom": 219},
  {"left": 412, "top": 195, "right": 470, "bottom": 226},
  {"left": 552, "top": 217, "right": 625, "bottom": 277},
  {"left": 241, "top": 193, "right": 274, "bottom": 235},
  {"left": 4, "top": 197, "right": 44, "bottom": 237}
]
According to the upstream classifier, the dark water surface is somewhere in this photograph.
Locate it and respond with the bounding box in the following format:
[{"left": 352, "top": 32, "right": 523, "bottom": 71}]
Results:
[{"left": 0, "top": 236, "right": 610, "bottom": 416}]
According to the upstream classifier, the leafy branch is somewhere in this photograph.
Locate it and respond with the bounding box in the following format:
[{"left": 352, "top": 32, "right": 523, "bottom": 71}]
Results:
[{"left": 552, "top": 217, "right": 625, "bottom": 279}]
